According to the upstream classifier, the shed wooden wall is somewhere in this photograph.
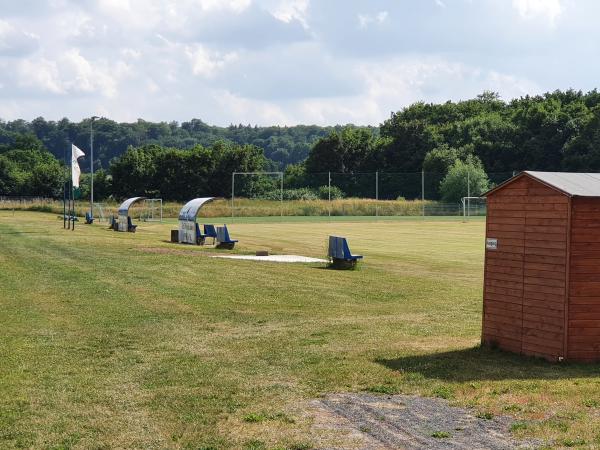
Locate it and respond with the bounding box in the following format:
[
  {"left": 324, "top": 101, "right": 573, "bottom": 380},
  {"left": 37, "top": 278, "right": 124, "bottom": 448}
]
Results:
[
  {"left": 483, "top": 175, "right": 569, "bottom": 361},
  {"left": 568, "top": 198, "right": 600, "bottom": 361}
]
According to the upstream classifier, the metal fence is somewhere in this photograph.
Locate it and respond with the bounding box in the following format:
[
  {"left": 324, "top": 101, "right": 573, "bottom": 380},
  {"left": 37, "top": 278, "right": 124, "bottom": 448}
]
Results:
[
  {"left": 1, "top": 171, "right": 518, "bottom": 219},
  {"left": 230, "top": 171, "right": 516, "bottom": 218}
]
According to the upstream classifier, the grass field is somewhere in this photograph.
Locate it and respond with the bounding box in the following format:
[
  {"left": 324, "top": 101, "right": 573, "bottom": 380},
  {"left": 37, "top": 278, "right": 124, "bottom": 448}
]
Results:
[{"left": 1, "top": 211, "right": 599, "bottom": 449}]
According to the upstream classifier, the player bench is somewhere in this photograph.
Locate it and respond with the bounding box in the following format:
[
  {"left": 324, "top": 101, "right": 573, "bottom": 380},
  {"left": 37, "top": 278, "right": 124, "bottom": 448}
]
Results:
[
  {"left": 127, "top": 216, "right": 137, "bottom": 232},
  {"left": 328, "top": 236, "right": 363, "bottom": 268},
  {"left": 216, "top": 225, "right": 238, "bottom": 249}
]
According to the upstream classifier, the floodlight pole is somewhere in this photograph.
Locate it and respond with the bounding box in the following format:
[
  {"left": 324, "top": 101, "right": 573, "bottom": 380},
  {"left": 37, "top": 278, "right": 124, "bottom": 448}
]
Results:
[
  {"left": 421, "top": 170, "right": 425, "bottom": 218},
  {"left": 375, "top": 171, "right": 379, "bottom": 218},
  {"left": 90, "top": 116, "right": 99, "bottom": 218},
  {"left": 63, "top": 145, "right": 67, "bottom": 229},
  {"left": 280, "top": 172, "right": 283, "bottom": 220},
  {"left": 467, "top": 168, "right": 471, "bottom": 220},
  {"left": 328, "top": 171, "right": 331, "bottom": 218},
  {"left": 231, "top": 172, "right": 235, "bottom": 221}
]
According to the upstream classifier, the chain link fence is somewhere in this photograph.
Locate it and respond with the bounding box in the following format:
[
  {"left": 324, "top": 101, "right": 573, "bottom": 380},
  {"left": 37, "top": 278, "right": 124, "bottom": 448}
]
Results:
[
  {"left": 230, "top": 171, "right": 516, "bottom": 218},
  {"left": 2, "top": 172, "right": 518, "bottom": 219}
]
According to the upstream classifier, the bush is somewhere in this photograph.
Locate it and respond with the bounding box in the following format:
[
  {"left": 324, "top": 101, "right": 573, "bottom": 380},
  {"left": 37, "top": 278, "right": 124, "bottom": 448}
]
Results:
[
  {"left": 316, "top": 185, "right": 345, "bottom": 200},
  {"left": 261, "top": 186, "right": 345, "bottom": 201}
]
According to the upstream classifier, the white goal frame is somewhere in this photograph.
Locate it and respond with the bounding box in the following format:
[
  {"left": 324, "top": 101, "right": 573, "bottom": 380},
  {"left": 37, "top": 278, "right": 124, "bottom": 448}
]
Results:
[
  {"left": 93, "top": 202, "right": 107, "bottom": 222},
  {"left": 461, "top": 196, "right": 486, "bottom": 220},
  {"left": 231, "top": 171, "right": 283, "bottom": 219},
  {"left": 140, "top": 198, "right": 163, "bottom": 222}
]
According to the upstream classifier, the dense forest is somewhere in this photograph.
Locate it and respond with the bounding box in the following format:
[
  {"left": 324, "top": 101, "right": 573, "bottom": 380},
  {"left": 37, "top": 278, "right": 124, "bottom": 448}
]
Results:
[
  {"left": 0, "top": 118, "right": 359, "bottom": 170},
  {"left": 2, "top": 89, "right": 600, "bottom": 202}
]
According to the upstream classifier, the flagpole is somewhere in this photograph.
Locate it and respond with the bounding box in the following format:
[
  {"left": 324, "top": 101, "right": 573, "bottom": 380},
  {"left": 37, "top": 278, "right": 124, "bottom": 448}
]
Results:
[
  {"left": 63, "top": 179, "right": 66, "bottom": 229},
  {"left": 90, "top": 116, "right": 98, "bottom": 219},
  {"left": 71, "top": 179, "right": 75, "bottom": 231},
  {"left": 69, "top": 144, "right": 73, "bottom": 230},
  {"left": 63, "top": 144, "right": 67, "bottom": 228},
  {"left": 69, "top": 179, "right": 72, "bottom": 229}
]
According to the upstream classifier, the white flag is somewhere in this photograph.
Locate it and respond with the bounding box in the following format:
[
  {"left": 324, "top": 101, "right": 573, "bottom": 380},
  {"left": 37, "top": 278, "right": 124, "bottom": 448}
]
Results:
[{"left": 71, "top": 144, "right": 85, "bottom": 187}]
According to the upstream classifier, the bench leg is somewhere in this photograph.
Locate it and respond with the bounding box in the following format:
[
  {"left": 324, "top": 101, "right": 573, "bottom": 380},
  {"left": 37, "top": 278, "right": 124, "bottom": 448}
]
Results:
[{"left": 330, "top": 258, "right": 357, "bottom": 270}]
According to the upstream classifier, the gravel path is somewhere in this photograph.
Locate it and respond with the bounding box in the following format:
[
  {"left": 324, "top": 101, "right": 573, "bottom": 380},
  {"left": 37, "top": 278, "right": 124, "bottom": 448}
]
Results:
[{"left": 310, "top": 393, "right": 537, "bottom": 450}]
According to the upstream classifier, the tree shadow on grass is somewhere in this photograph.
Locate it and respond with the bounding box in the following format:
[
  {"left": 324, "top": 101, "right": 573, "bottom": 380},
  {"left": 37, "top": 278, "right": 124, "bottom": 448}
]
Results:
[{"left": 376, "top": 346, "right": 600, "bottom": 382}]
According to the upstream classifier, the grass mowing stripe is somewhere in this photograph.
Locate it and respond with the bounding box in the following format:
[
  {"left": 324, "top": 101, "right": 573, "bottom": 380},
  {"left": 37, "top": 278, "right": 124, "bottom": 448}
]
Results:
[{"left": 2, "top": 212, "right": 600, "bottom": 449}]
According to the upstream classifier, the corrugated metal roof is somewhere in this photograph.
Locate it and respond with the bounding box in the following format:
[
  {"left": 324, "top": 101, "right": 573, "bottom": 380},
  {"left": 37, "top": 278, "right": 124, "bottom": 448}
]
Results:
[
  {"left": 485, "top": 171, "right": 600, "bottom": 197},
  {"left": 524, "top": 171, "right": 600, "bottom": 197}
]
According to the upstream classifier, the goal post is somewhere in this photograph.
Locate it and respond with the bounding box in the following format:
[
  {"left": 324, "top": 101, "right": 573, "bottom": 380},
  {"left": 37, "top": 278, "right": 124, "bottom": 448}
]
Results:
[
  {"left": 231, "top": 172, "right": 283, "bottom": 220},
  {"left": 140, "top": 198, "right": 163, "bottom": 222},
  {"left": 461, "top": 196, "right": 486, "bottom": 220}
]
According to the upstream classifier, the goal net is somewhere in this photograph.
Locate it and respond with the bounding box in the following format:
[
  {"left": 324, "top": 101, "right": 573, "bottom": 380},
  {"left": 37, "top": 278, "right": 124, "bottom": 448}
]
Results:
[
  {"left": 93, "top": 202, "right": 108, "bottom": 222},
  {"left": 140, "top": 198, "right": 163, "bottom": 222},
  {"left": 461, "top": 196, "right": 486, "bottom": 219},
  {"left": 231, "top": 172, "right": 283, "bottom": 219}
]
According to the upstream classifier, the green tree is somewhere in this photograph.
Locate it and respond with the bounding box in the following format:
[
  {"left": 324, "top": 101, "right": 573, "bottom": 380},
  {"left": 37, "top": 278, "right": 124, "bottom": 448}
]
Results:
[
  {"left": 423, "top": 144, "right": 463, "bottom": 174},
  {"left": 439, "top": 158, "right": 490, "bottom": 203}
]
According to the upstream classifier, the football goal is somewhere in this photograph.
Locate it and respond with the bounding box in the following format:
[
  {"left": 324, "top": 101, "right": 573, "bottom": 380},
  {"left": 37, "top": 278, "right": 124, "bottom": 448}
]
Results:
[
  {"left": 461, "top": 196, "right": 486, "bottom": 220},
  {"left": 140, "top": 198, "right": 163, "bottom": 222}
]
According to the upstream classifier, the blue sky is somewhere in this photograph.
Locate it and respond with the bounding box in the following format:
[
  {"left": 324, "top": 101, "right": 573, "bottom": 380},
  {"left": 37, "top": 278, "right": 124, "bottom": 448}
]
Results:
[{"left": 0, "top": 0, "right": 597, "bottom": 125}]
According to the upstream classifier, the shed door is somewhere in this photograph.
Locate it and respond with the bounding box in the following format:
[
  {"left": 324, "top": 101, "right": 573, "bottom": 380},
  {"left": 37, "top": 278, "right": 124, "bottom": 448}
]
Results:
[
  {"left": 521, "top": 181, "right": 568, "bottom": 359},
  {"left": 483, "top": 179, "right": 526, "bottom": 354}
]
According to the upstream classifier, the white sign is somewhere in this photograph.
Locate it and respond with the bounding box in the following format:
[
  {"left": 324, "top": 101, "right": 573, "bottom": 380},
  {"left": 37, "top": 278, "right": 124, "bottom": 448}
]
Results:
[
  {"left": 486, "top": 238, "right": 498, "bottom": 250},
  {"left": 179, "top": 220, "right": 196, "bottom": 244},
  {"left": 118, "top": 213, "right": 128, "bottom": 232}
]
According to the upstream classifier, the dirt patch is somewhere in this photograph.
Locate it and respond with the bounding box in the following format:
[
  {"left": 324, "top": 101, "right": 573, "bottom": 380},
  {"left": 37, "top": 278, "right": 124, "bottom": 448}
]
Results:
[{"left": 309, "top": 393, "right": 537, "bottom": 450}]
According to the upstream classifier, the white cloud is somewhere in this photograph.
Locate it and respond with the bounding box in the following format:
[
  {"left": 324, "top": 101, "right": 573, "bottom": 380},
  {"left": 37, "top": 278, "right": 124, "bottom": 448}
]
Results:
[
  {"left": 270, "top": 0, "right": 310, "bottom": 28},
  {"left": 357, "top": 11, "right": 388, "bottom": 29},
  {"left": 0, "top": 0, "right": 597, "bottom": 125},
  {"left": 0, "top": 20, "right": 39, "bottom": 56},
  {"left": 17, "top": 50, "right": 129, "bottom": 97},
  {"left": 185, "top": 45, "right": 238, "bottom": 78},
  {"left": 196, "top": 0, "right": 252, "bottom": 13},
  {"left": 512, "top": 0, "right": 564, "bottom": 25},
  {"left": 18, "top": 58, "right": 64, "bottom": 94}
]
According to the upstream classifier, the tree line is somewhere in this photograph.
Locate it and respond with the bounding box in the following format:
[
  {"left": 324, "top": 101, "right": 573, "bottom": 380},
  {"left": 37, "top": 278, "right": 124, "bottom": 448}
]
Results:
[
  {"left": 2, "top": 89, "right": 600, "bottom": 202},
  {"left": 0, "top": 117, "right": 356, "bottom": 170},
  {"left": 289, "top": 89, "right": 600, "bottom": 200}
]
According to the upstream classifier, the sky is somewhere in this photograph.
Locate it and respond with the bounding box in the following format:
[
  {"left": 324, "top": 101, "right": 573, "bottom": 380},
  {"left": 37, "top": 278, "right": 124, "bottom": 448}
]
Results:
[{"left": 0, "top": 0, "right": 598, "bottom": 126}]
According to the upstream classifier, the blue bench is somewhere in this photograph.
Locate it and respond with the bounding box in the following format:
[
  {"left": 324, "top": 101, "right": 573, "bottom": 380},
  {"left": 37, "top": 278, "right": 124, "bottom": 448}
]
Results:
[
  {"left": 328, "top": 236, "right": 363, "bottom": 268},
  {"left": 216, "top": 225, "right": 238, "bottom": 249},
  {"left": 204, "top": 224, "right": 217, "bottom": 244},
  {"left": 85, "top": 211, "right": 94, "bottom": 224},
  {"left": 194, "top": 223, "right": 210, "bottom": 245},
  {"left": 127, "top": 216, "right": 137, "bottom": 233}
]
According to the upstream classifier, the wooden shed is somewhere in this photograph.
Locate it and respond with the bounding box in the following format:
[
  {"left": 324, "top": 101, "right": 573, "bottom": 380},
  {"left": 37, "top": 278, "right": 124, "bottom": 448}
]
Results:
[{"left": 482, "top": 171, "right": 600, "bottom": 362}]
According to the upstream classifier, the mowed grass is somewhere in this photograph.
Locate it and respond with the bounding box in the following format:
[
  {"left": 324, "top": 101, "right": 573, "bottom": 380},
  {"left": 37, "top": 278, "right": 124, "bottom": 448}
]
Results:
[{"left": 1, "top": 211, "right": 600, "bottom": 449}]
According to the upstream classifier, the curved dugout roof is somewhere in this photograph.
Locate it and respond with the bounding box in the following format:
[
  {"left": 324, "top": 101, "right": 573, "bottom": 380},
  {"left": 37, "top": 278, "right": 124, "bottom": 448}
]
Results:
[
  {"left": 178, "top": 197, "right": 215, "bottom": 221},
  {"left": 118, "top": 197, "right": 147, "bottom": 215}
]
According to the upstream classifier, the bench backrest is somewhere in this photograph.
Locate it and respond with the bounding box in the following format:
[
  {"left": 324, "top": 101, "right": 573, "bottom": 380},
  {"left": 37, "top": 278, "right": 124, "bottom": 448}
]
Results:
[
  {"left": 328, "top": 236, "right": 353, "bottom": 259},
  {"left": 216, "top": 225, "right": 231, "bottom": 242},
  {"left": 204, "top": 224, "right": 217, "bottom": 237},
  {"left": 127, "top": 216, "right": 133, "bottom": 227},
  {"left": 195, "top": 222, "right": 202, "bottom": 238}
]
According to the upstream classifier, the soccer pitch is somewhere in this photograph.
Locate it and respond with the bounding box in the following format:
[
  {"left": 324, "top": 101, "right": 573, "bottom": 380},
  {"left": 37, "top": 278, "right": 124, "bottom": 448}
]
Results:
[{"left": 1, "top": 211, "right": 599, "bottom": 449}]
